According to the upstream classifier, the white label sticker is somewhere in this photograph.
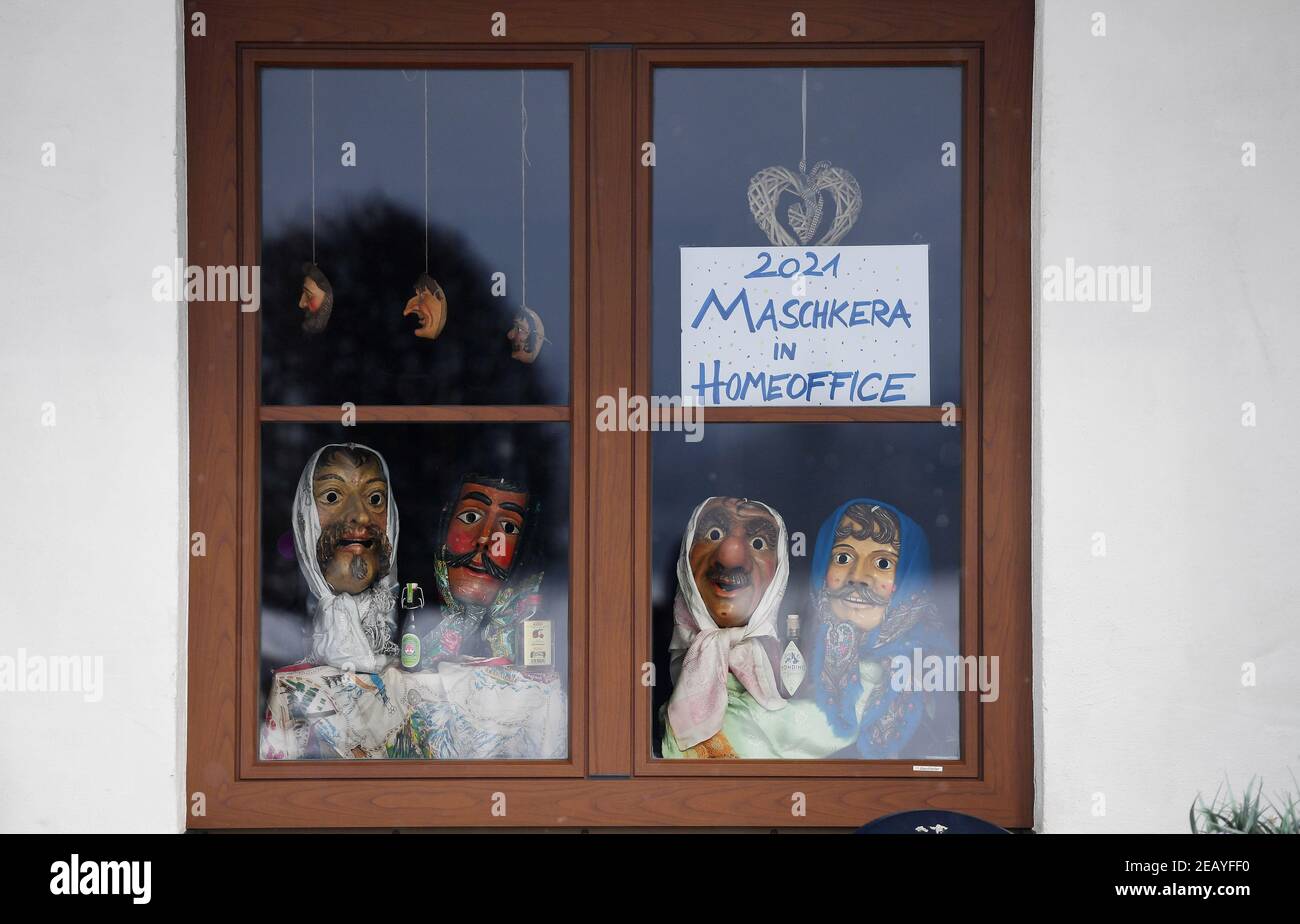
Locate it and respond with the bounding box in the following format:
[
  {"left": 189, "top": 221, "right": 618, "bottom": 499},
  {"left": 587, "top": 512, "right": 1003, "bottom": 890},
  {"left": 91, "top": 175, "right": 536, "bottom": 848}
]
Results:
[{"left": 523, "top": 620, "right": 552, "bottom": 667}]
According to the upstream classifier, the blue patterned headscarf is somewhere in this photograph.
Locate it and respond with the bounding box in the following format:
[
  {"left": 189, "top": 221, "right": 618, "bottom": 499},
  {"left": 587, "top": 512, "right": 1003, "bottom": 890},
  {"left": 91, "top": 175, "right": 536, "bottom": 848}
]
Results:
[{"left": 807, "top": 498, "right": 948, "bottom": 759}]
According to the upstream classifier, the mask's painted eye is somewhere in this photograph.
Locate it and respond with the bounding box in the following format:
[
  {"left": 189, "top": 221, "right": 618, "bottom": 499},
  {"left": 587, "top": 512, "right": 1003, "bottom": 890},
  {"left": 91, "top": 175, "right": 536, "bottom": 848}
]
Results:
[
  {"left": 751, "top": 537, "right": 766, "bottom": 551},
  {"left": 834, "top": 552, "right": 852, "bottom": 565},
  {"left": 500, "top": 521, "right": 520, "bottom": 535},
  {"left": 875, "top": 558, "right": 893, "bottom": 571},
  {"left": 322, "top": 490, "right": 340, "bottom": 504},
  {"left": 457, "top": 510, "right": 484, "bottom": 525},
  {"left": 707, "top": 527, "right": 724, "bottom": 541},
  {"left": 368, "top": 492, "right": 384, "bottom": 506}
]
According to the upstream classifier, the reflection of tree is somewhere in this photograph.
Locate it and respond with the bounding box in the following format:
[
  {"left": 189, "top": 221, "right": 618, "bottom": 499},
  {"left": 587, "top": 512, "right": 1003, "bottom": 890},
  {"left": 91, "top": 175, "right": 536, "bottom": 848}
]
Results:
[{"left": 261, "top": 196, "right": 564, "bottom": 406}]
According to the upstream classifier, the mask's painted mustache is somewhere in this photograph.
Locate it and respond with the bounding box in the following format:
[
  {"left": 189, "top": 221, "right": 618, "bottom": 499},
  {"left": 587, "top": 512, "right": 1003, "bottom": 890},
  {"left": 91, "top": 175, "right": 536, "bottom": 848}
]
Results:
[
  {"left": 316, "top": 521, "right": 391, "bottom": 576},
  {"left": 441, "top": 544, "right": 511, "bottom": 581},
  {"left": 827, "top": 581, "right": 890, "bottom": 607},
  {"left": 705, "top": 563, "right": 751, "bottom": 589}
]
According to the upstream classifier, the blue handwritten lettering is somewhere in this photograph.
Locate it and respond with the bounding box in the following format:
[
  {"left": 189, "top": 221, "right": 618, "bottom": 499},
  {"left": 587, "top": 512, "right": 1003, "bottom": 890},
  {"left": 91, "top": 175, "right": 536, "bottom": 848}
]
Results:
[{"left": 880, "top": 372, "right": 915, "bottom": 403}]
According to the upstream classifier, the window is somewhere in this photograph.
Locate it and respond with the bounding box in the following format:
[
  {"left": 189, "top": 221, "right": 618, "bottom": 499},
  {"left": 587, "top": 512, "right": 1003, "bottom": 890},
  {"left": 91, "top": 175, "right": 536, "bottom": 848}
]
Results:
[
  {"left": 186, "top": 0, "right": 1032, "bottom": 827},
  {"left": 254, "top": 65, "right": 576, "bottom": 763},
  {"left": 644, "top": 61, "right": 966, "bottom": 765}
]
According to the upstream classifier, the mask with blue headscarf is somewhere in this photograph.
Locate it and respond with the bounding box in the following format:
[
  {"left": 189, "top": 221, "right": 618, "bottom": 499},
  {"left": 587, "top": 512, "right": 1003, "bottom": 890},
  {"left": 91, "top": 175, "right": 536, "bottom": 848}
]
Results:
[{"left": 807, "top": 498, "right": 952, "bottom": 759}]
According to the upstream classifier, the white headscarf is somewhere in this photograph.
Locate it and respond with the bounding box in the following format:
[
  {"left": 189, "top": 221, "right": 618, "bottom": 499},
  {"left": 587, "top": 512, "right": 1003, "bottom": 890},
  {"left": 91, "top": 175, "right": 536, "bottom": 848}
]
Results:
[
  {"left": 667, "top": 497, "right": 789, "bottom": 748},
  {"left": 292, "top": 443, "right": 400, "bottom": 673}
]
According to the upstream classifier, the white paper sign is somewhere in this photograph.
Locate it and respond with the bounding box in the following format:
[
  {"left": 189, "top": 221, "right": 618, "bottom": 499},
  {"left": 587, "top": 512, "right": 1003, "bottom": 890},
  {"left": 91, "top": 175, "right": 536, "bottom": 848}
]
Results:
[{"left": 680, "top": 245, "right": 930, "bottom": 406}]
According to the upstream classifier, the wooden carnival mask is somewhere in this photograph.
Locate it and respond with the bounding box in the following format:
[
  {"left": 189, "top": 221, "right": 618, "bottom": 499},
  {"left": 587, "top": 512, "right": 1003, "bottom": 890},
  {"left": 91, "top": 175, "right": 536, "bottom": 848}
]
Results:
[
  {"left": 441, "top": 474, "right": 530, "bottom": 607},
  {"left": 821, "top": 503, "right": 900, "bottom": 632},
  {"left": 312, "top": 445, "right": 392, "bottom": 595},
  {"left": 689, "top": 497, "right": 781, "bottom": 628},
  {"left": 298, "top": 263, "right": 334, "bottom": 335},
  {"left": 403, "top": 273, "right": 448, "bottom": 340},
  {"left": 508, "top": 307, "right": 545, "bottom": 363}
]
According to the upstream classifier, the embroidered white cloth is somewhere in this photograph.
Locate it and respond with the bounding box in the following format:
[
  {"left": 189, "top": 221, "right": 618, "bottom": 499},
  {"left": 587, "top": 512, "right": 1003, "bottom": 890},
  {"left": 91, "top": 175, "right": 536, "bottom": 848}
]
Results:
[
  {"left": 260, "top": 662, "right": 568, "bottom": 760},
  {"left": 261, "top": 664, "right": 406, "bottom": 759},
  {"left": 399, "top": 662, "right": 568, "bottom": 760}
]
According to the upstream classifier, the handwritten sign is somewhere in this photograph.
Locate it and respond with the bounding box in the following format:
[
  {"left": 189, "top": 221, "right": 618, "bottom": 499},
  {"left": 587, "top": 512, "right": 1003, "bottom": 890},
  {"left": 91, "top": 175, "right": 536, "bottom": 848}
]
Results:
[{"left": 680, "top": 245, "right": 931, "bottom": 406}]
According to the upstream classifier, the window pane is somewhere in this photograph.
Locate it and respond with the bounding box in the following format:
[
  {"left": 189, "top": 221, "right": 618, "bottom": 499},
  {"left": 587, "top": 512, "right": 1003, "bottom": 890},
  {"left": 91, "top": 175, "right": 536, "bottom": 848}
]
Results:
[
  {"left": 259, "top": 422, "right": 570, "bottom": 760},
  {"left": 259, "top": 69, "right": 570, "bottom": 405},
  {"left": 652, "top": 422, "right": 961, "bottom": 760},
  {"left": 652, "top": 67, "right": 962, "bottom": 406}
]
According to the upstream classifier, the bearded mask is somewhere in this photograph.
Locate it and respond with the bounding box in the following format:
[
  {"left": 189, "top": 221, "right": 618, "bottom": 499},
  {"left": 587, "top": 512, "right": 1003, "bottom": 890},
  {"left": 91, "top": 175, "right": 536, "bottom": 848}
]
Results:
[
  {"left": 298, "top": 263, "right": 334, "bottom": 335},
  {"left": 438, "top": 473, "right": 531, "bottom": 608},
  {"left": 292, "top": 443, "right": 401, "bottom": 672},
  {"left": 310, "top": 445, "right": 394, "bottom": 594}
]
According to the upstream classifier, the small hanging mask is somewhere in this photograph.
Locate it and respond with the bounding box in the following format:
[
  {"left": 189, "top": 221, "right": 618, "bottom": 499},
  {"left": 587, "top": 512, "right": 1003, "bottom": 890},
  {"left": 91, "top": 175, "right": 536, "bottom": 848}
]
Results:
[
  {"left": 508, "top": 306, "right": 545, "bottom": 363},
  {"left": 404, "top": 273, "right": 448, "bottom": 340},
  {"left": 298, "top": 263, "right": 334, "bottom": 335}
]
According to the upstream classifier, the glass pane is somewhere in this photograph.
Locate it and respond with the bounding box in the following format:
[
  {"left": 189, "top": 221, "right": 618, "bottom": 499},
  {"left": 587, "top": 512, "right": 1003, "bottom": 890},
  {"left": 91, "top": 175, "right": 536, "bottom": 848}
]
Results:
[
  {"left": 651, "top": 422, "right": 961, "bottom": 760},
  {"left": 652, "top": 67, "right": 962, "bottom": 406},
  {"left": 259, "top": 422, "right": 570, "bottom": 760},
  {"left": 259, "top": 68, "right": 570, "bottom": 405}
]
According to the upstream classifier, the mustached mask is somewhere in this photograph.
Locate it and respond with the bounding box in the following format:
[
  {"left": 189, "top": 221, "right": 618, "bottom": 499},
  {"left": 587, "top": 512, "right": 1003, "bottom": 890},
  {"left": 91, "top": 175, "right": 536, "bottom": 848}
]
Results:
[
  {"left": 422, "top": 473, "right": 541, "bottom": 664},
  {"left": 435, "top": 473, "right": 538, "bottom": 610},
  {"left": 665, "top": 496, "right": 790, "bottom": 749}
]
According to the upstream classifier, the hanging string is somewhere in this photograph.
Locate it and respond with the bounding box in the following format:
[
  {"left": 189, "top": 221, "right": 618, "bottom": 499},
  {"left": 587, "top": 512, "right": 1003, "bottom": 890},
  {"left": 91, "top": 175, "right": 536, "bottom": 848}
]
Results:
[
  {"left": 423, "top": 71, "right": 429, "bottom": 274},
  {"left": 310, "top": 69, "right": 316, "bottom": 262},
  {"left": 800, "top": 68, "right": 807, "bottom": 173},
  {"left": 520, "top": 70, "right": 531, "bottom": 308}
]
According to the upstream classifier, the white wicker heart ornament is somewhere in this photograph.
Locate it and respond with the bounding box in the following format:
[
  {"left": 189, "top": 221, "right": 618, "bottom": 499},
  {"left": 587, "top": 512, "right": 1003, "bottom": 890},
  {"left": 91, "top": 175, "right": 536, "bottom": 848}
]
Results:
[{"left": 748, "top": 159, "right": 862, "bottom": 247}]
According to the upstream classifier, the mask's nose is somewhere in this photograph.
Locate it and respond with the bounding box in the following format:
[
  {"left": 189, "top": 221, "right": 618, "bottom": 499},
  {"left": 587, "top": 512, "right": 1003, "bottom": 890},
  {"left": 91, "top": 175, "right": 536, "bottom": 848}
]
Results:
[
  {"left": 342, "top": 494, "right": 370, "bottom": 527},
  {"left": 716, "top": 532, "right": 749, "bottom": 569}
]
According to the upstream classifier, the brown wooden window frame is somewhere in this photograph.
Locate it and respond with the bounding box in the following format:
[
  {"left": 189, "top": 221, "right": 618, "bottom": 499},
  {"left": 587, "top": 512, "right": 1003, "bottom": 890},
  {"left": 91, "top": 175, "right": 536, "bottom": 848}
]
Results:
[{"left": 186, "top": 0, "right": 1033, "bottom": 829}]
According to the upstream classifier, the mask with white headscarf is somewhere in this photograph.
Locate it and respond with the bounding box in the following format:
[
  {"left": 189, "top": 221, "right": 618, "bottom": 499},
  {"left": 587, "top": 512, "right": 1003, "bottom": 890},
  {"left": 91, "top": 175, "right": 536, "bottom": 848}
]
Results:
[
  {"left": 666, "top": 496, "right": 790, "bottom": 749},
  {"left": 291, "top": 443, "right": 400, "bottom": 673}
]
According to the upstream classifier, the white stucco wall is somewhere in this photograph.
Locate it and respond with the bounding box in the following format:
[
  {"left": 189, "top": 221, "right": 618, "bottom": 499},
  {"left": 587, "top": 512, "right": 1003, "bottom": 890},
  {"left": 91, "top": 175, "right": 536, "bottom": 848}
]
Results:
[
  {"left": 1038, "top": 0, "right": 1300, "bottom": 831},
  {"left": 0, "top": 0, "right": 185, "bottom": 832},
  {"left": 0, "top": 0, "right": 1295, "bottom": 833}
]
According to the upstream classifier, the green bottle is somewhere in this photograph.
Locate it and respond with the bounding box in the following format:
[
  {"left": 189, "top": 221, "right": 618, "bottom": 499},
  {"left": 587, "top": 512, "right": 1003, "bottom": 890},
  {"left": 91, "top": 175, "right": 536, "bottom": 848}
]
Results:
[{"left": 400, "top": 582, "right": 424, "bottom": 670}]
